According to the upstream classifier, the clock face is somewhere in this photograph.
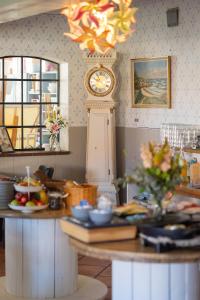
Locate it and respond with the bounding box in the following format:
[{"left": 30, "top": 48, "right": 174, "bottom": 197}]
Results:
[{"left": 85, "top": 66, "right": 115, "bottom": 97}]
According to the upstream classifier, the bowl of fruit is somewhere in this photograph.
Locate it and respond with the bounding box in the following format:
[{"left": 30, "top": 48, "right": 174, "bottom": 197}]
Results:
[
  {"left": 9, "top": 190, "right": 49, "bottom": 213},
  {"left": 14, "top": 178, "right": 42, "bottom": 193}
]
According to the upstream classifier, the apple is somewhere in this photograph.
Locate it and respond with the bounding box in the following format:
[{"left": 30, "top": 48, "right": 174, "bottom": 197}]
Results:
[
  {"left": 20, "top": 195, "right": 28, "bottom": 205},
  {"left": 10, "top": 199, "right": 20, "bottom": 206},
  {"left": 15, "top": 192, "right": 23, "bottom": 201},
  {"left": 25, "top": 201, "right": 35, "bottom": 207},
  {"left": 36, "top": 200, "right": 43, "bottom": 206}
]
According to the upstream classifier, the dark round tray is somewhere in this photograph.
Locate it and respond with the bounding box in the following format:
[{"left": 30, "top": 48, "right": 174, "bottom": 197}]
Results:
[{"left": 138, "top": 213, "right": 200, "bottom": 240}]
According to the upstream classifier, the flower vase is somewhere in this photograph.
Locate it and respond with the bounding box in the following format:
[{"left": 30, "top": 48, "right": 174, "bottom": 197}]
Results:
[
  {"left": 49, "top": 134, "right": 59, "bottom": 151},
  {"left": 151, "top": 193, "right": 170, "bottom": 221},
  {"left": 152, "top": 204, "right": 166, "bottom": 221}
]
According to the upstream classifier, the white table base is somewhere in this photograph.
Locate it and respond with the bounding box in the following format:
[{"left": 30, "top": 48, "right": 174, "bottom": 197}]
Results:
[
  {"left": 5, "top": 218, "right": 77, "bottom": 298},
  {"left": 112, "top": 260, "right": 200, "bottom": 300},
  {"left": 0, "top": 275, "right": 107, "bottom": 300}
]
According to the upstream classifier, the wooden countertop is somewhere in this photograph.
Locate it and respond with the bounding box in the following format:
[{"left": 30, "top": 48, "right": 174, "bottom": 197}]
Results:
[
  {"left": 0, "top": 208, "right": 70, "bottom": 219},
  {"left": 176, "top": 185, "right": 200, "bottom": 199},
  {"left": 70, "top": 238, "right": 200, "bottom": 263}
]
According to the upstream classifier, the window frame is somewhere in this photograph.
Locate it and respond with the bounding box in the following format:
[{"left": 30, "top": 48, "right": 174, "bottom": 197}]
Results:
[{"left": 0, "top": 56, "right": 60, "bottom": 151}]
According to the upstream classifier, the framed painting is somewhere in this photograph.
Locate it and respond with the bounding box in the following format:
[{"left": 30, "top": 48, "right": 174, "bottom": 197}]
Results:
[
  {"left": 131, "top": 56, "right": 171, "bottom": 108},
  {"left": 0, "top": 127, "right": 14, "bottom": 152}
]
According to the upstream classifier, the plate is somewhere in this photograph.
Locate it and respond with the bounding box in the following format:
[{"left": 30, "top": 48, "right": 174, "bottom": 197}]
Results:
[
  {"left": 8, "top": 204, "right": 48, "bottom": 213},
  {"left": 14, "top": 184, "right": 42, "bottom": 193}
]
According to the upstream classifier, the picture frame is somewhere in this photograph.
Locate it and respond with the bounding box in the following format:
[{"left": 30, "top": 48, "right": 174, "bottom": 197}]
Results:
[
  {"left": 0, "top": 127, "right": 14, "bottom": 152},
  {"left": 131, "top": 56, "right": 171, "bottom": 108}
]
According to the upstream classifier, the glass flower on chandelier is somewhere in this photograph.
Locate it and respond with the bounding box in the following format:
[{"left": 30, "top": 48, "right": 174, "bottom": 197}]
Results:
[{"left": 62, "top": 0, "right": 137, "bottom": 53}]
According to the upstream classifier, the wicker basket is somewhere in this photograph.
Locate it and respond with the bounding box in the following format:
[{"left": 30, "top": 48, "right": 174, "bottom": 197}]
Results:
[{"left": 65, "top": 184, "right": 97, "bottom": 209}]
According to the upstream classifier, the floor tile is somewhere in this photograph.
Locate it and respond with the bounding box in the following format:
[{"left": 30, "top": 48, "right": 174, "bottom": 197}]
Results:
[
  {"left": 78, "top": 264, "right": 105, "bottom": 277},
  {"left": 79, "top": 256, "right": 111, "bottom": 267},
  {"left": 100, "top": 265, "right": 111, "bottom": 276}
]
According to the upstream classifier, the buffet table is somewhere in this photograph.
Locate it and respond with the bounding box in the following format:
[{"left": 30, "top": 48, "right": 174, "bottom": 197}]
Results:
[
  {"left": 0, "top": 209, "right": 107, "bottom": 300},
  {"left": 69, "top": 237, "right": 200, "bottom": 300}
]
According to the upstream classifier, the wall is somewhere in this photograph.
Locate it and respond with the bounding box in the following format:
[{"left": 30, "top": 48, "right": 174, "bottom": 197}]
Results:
[
  {"left": 0, "top": 0, "right": 200, "bottom": 181},
  {"left": 115, "top": 0, "right": 200, "bottom": 180},
  {"left": 117, "top": 0, "right": 200, "bottom": 128},
  {"left": 0, "top": 127, "right": 86, "bottom": 180}
]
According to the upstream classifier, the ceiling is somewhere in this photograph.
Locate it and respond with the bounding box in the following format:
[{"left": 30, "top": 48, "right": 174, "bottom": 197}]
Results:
[{"left": 0, "top": 0, "right": 79, "bottom": 24}]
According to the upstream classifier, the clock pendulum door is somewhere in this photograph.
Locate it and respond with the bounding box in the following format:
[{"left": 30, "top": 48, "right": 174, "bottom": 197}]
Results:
[{"left": 86, "top": 108, "right": 117, "bottom": 204}]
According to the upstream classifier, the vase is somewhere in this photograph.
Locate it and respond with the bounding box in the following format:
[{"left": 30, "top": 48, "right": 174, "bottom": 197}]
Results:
[
  {"left": 49, "top": 134, "right": 60, "bottom": 151},
  {"left": 151, "top": 204, "right": 166, "bottom": 220},
  {"left": 150, "top": 195, "right": 168, "bottom": 221}
]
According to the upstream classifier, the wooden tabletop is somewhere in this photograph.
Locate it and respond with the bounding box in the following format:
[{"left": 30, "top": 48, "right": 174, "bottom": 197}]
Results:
[
  {"left": 70, "top": 238, "right": 200, "bottom": 263},
  {"left": 176, "top": 185, "right": 200, "bottom": 199},
  {"left": 0, "top": 208, "right": 70, "bottom": 219}
]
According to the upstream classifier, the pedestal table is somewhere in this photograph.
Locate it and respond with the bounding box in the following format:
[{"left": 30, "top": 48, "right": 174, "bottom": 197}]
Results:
[{"left": 0, "top": 209, "right": 107, "bottom": 300}]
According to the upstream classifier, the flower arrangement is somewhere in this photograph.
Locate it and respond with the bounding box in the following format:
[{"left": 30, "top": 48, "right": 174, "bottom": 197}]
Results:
[
  {"left": 118, "top": 140, "right": 186, "bottom": 215},
  {"left": 62, "top": 0, "right": 137, "bottom": 53},
  {"left": 45, "top": 107, "right": 68, "bottom": 150}
]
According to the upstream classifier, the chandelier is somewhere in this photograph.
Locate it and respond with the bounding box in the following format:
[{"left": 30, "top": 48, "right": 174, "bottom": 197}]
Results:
[{"left": 62, "top": 0, "right": 137, "bottom": 53}]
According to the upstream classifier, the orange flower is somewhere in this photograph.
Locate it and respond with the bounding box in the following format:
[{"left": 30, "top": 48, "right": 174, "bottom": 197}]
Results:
[
  {"left": 65, "top": 25, "right": 114, "bottom": 53},
  {"left": 62, "top": 0, "right": 137, "bottom": 53},
  {"left": 141, "top": 144, "right": 153, "bottom": 169}
]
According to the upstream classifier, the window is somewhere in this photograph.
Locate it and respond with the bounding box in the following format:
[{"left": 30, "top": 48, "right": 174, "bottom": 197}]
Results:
[{"left": 0, "top": 56, "right": 59, "bottom": 150}]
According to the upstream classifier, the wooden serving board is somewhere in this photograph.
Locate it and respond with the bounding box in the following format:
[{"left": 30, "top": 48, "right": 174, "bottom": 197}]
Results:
[{"left": 60, "top": 217, "right": 137, "bottom": 243}]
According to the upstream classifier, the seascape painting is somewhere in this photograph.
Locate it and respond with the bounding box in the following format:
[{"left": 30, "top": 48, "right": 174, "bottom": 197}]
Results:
[{"left": 131, "top": 57, "right": 171, "bottom": 108}]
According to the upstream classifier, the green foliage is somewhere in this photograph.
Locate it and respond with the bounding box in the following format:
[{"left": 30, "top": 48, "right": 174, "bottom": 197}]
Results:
[{"left": 116, "top": 140, "right": 186, "bottom": 208}]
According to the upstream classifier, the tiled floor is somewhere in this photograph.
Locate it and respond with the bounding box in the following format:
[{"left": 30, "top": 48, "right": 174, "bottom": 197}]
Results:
[
  {"left": 78, "top": 255, "right": 112, "bottom": 300},
  {"left": 0, "top": 245, "right": 111, "bottom": 299}
]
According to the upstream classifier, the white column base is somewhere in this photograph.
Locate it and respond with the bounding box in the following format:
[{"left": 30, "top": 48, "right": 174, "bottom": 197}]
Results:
[
  {"left": 112, "top": 260, "right": 200, "bottom": 300},
  {"left": 0, "top": 275, "right": 107, "bottom": 300}
]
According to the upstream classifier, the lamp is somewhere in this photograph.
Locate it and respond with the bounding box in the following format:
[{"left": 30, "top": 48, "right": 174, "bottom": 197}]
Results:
[{"left": 62, "top": 0, "right": 137, "bottom": 53}]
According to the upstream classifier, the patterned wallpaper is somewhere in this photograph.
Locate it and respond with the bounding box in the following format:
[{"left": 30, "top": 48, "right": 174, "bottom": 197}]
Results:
[
  {"left": 0, "top": 0, "right": 200, "bottom": 129},
  {"left": 116, "top": 0, "right": 200, "bottom": 128}
]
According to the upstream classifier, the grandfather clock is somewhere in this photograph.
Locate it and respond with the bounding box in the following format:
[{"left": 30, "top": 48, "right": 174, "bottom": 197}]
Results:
[{"left": 83, "top": 50, "right": 118, "bottom": 204}]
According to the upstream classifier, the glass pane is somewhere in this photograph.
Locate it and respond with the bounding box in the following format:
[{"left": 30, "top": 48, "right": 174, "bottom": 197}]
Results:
[
  {"left": 23, "top": 81, "right": 40, "bottom": 103},
  {"left": 0, "top": 105, "right": 2, "bottom": 125},
  {"left": 42, "top": 60, "right": 58, "bottom": 79},
  {"left": 42, "top": 104, "right": 58, "bottom": 125},
  {"left": 23, "top": 57, "right": 40, "bottom": 79},
  {"left": 7, "top": 127, "right": 22, "bottom": 149},
  {"left": 23, "top": 105, "right": 40, "bottom": 126},
  {"left": 0, "top": 59, "right": 2, "bottom": 78},
  {"left": 42, "top": 82, "right": 57, "bottom": 103},
  {"left": 4, "top": 105, "right": 22, "bottom": 126},
  {"left": 42, "top": 127, "right": 50, "bottom": 146},
  {"left": 4, "top": 57, "right": 21, "bottom": 79},
  {"left": 23, "top": 127, "right": 41, "bottom": 149},
  {"left": 4, "top": 81, "right": 21, "bottom": 102}
]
